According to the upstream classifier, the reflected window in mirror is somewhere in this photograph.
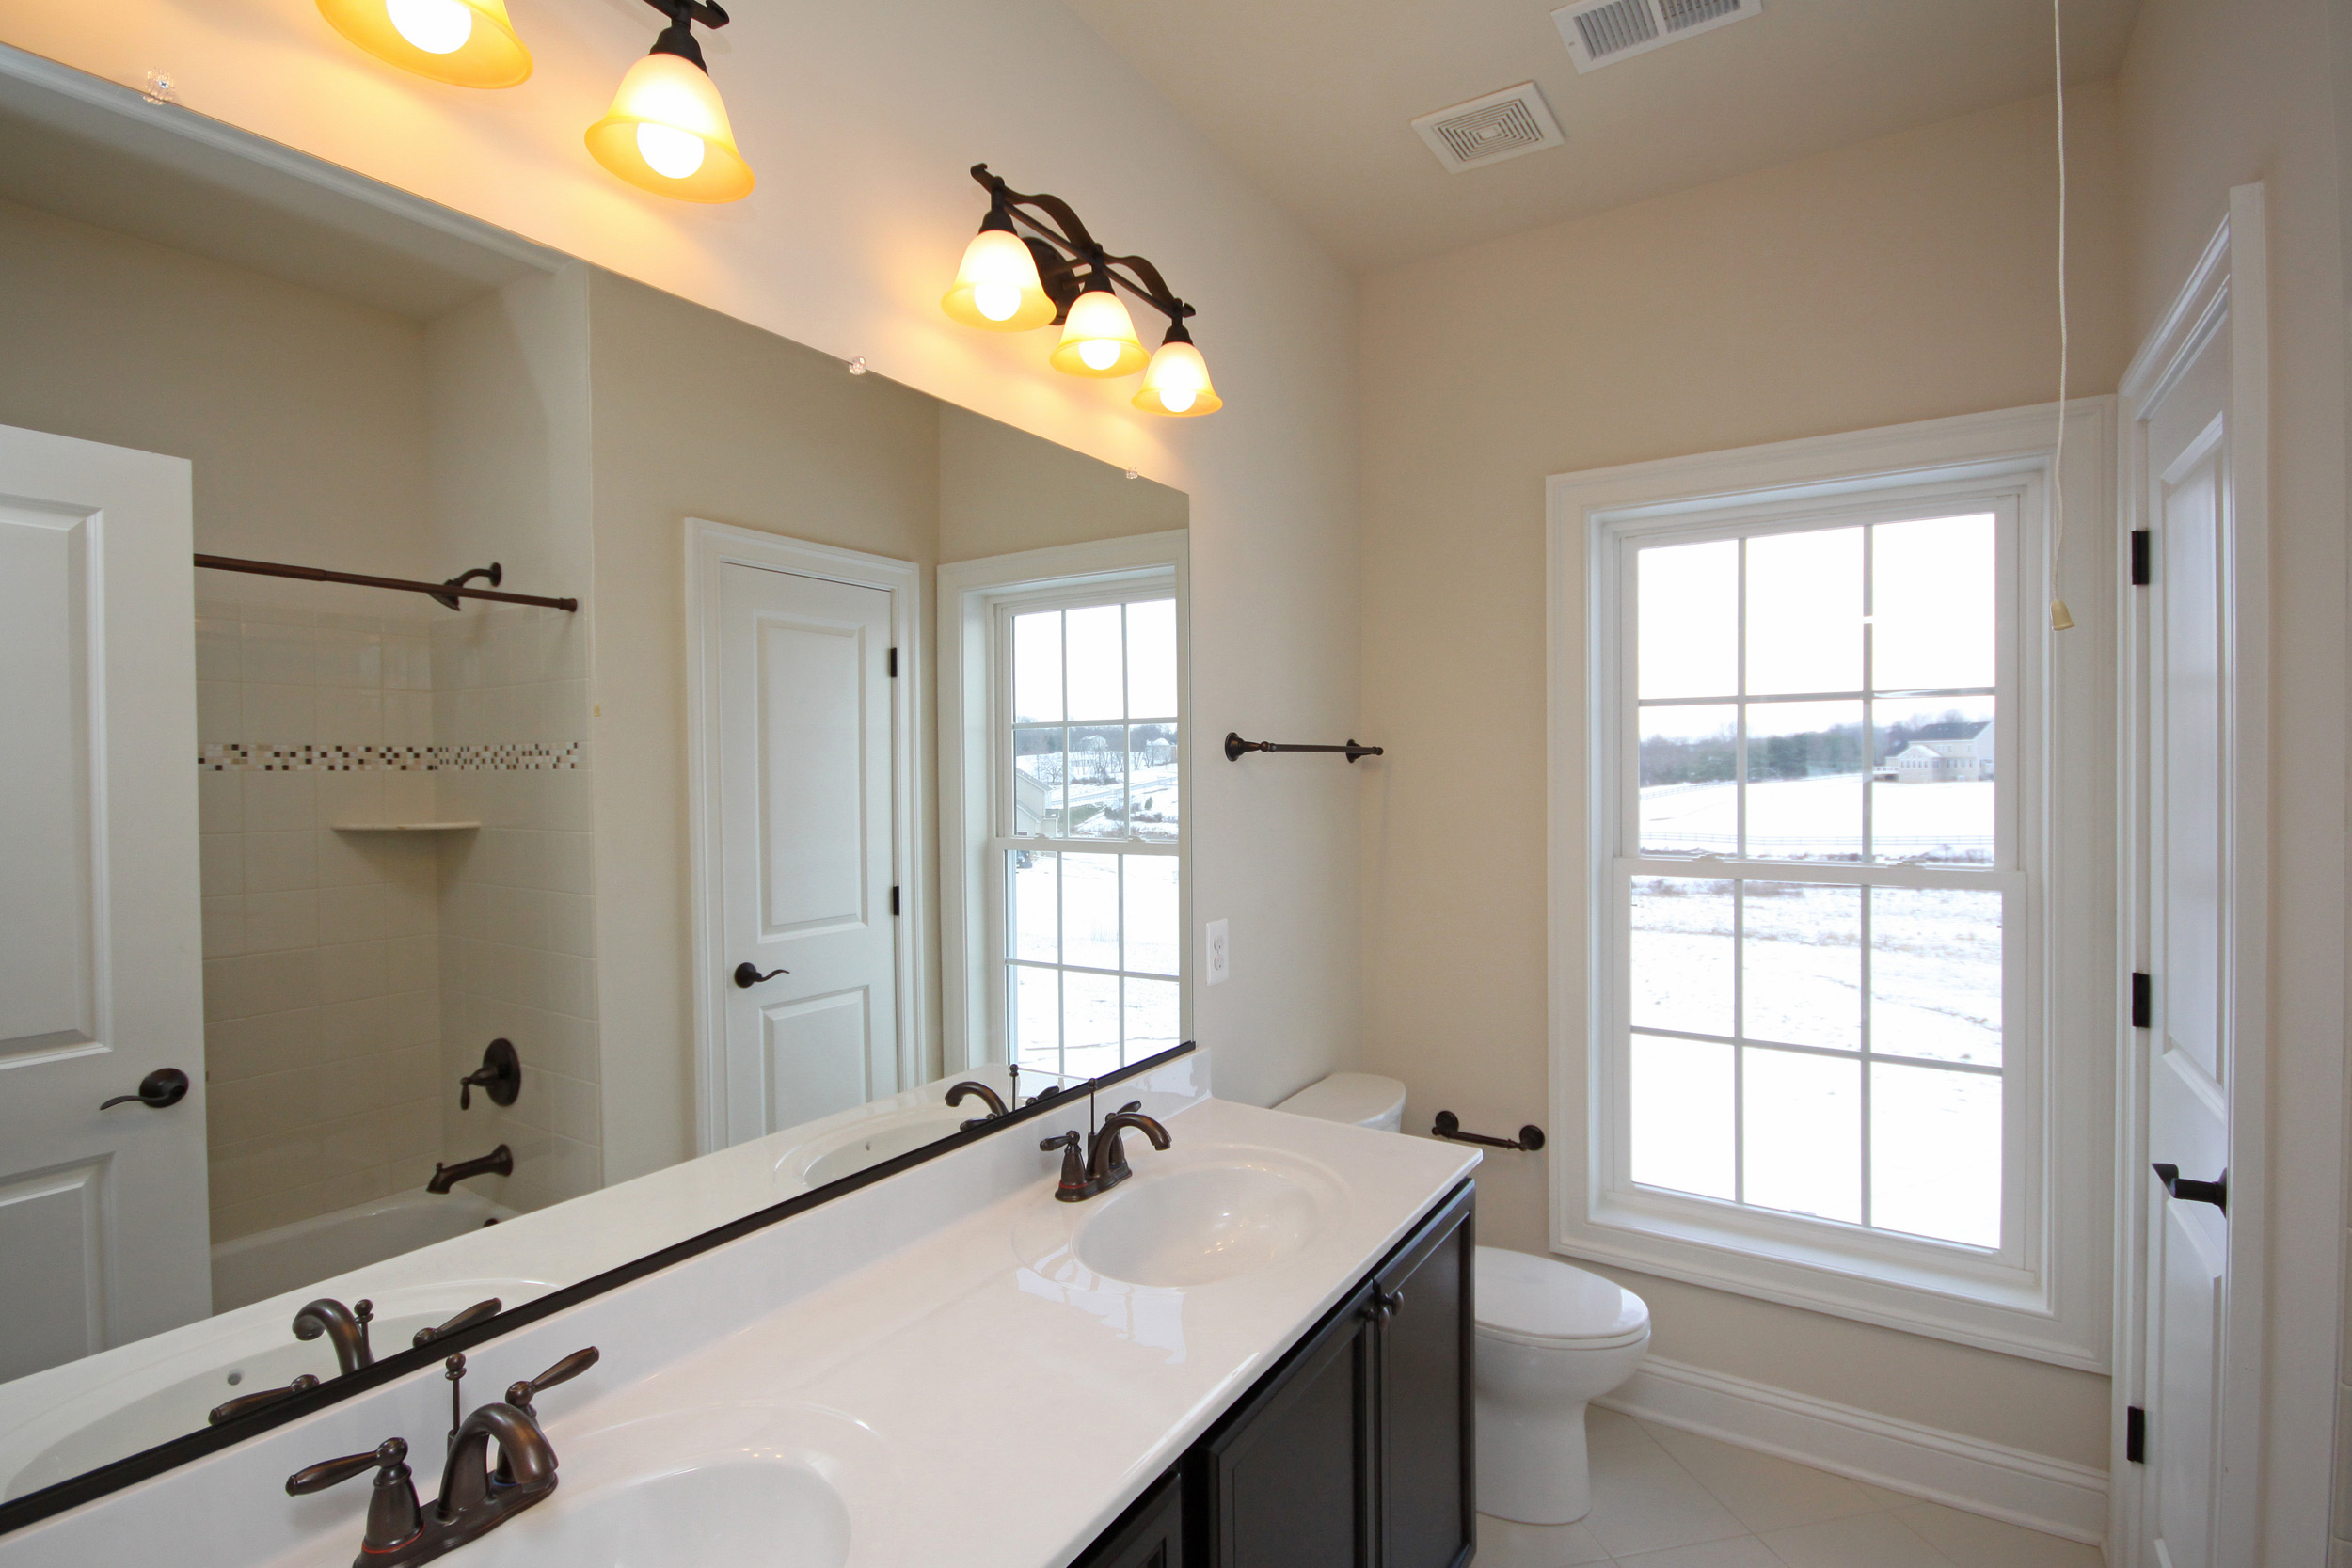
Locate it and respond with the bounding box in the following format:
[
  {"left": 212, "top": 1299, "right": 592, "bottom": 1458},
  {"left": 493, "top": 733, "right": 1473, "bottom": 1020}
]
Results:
[{"left": 942, "top": 536, "right": 1189, "bottom": 1083}]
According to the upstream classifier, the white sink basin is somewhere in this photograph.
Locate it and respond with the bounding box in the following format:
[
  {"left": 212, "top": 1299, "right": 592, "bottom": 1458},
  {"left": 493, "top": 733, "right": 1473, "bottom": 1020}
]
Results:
[
  {"left": 462, "top": 1402, "right": 891, "bottom": 1568},
  {"left": 1065, "top": 1152, "right": 1343, "bottom": 1289},
  {"left": 470, "top": 1458, "right": 850, "bottom": 1568}
]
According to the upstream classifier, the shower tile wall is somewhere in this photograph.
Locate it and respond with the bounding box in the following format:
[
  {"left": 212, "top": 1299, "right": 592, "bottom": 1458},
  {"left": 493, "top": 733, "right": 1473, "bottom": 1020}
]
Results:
[
  {"left": 432, "top": 602, "right": 601, "bottom": 1215},
  {"left": 195, "top": 591, "right": 444, "bottom": 1244}
]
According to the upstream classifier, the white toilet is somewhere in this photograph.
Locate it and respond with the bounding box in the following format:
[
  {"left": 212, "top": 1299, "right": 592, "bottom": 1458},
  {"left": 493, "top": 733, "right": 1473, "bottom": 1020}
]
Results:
[
  {"left": 1472, "top": 1246, "right": 1651, "bottom": 1525},
  {"left": 1272, "top": 1072, "right": 1407, "bottom": 1132}
]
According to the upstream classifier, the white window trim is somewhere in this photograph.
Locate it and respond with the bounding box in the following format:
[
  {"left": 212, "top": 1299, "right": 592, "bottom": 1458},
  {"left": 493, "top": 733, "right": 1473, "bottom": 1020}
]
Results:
[
  {"left": 1548, "top": 401, "right": 2117, "bottom": 1370},
  {"left": 682, "top": 519, "right": 929, "bottom": 1157},
  {"left": 938, "top": 531, "right": 1190, "bottom": 1074}
]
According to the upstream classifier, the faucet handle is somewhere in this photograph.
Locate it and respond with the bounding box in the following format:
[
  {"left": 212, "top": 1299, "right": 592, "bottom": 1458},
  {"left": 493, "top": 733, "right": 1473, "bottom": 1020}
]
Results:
[
  {"left": 286, "top": 1437, "right": 405, "bottom": 1496},
  {"left": 287, "top": 1438, "right": 422, "bottom": 1554},
  {"left": 507, "top": 1345, "right": 600, "bottom": 1412},
  {"left": 210, "top": 1372, "right": 321, "bottom": 1425}
]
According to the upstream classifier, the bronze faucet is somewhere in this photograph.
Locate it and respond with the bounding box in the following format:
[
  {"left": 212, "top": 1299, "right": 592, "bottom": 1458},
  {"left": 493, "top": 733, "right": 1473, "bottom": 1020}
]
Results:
[
  {"left": 426, "top": 1143, "right": 513, "bottom": 1195},
  {"left": 293, "top": 1298, "right": 374, "bottom": 1376},
  {"left": 286, "top": 1347, "right": 596, "bottom": 1568},
  {"left": 1040, "top": 1101, "right": 1172, "bottom": 1201},
  {"left": 945, "top": 1080, "right": 1009, "bottom": 1129}
]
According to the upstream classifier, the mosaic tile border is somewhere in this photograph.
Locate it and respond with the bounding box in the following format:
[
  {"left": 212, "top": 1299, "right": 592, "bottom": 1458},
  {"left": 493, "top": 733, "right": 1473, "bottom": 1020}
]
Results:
[{"left": 199, "top": 742, "right": 582, "bottom": 772}]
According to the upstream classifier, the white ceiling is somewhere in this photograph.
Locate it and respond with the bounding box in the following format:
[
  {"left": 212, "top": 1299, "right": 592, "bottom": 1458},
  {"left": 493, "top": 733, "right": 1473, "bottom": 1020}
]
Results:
[{"left": 1063, "top": 0, "right": 2139, "bottom": 273}]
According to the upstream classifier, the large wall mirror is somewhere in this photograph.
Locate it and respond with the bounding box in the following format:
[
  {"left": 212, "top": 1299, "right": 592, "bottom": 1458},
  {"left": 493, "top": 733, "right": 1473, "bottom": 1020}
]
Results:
[{"left": 0, "top": 50, "right": 1190, "bottom": 1516}]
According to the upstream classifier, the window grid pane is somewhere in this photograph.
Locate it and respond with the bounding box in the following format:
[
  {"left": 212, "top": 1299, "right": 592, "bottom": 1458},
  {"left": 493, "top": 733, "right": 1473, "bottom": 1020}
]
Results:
[
  {"left": 1628, "top": 512, "right": 2004, "bottom": 1250},
  {"left": 1006, "top": 847, "right": 1179, "bottom": 1079}
]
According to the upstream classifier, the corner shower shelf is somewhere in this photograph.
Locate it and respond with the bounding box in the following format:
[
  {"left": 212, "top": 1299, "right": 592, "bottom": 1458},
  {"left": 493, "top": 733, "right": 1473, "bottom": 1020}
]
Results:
[{"left": 330, "top": 821, "right": 484, "bottom": 832}]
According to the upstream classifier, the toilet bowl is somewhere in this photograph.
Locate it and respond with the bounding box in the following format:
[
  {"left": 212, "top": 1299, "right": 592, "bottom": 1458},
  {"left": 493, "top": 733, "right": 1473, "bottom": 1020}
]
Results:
[
  {"left": 1473, "top": 1246, "right": 1650, "bottom": 1525},
  {"left": 1272, "top": 1072, "right": 1407, "bottom": 1132}
]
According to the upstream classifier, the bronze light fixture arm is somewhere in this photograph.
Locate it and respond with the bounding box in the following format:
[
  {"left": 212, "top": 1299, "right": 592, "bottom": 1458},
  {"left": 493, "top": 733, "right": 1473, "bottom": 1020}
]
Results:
[{"left": 968, "top": 165, "right": 1192, "bottom": 325}]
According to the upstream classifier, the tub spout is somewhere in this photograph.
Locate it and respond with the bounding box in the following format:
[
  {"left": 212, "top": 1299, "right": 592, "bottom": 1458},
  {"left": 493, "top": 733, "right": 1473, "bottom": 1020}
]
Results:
[{"left": 426, "top": 1144, "right": 513, "bottom": 1196}]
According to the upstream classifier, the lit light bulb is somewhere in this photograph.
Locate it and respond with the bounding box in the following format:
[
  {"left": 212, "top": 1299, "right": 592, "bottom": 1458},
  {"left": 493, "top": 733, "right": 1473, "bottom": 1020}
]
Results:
[
  {"left": 386, "top": 0, "right": 473, "bottom": 52},
  {"left": 1133, "top": 325, "right": 1221, "bottom": 416},
  {"left": 635, "top": 121, "right": 707, "bottom": 180},
  {"left": 1050, "top": 285, "right": 1147, "bottom": 378},
  {"left": 972, "top": 281, "right": 1022, "bottom": 323}
]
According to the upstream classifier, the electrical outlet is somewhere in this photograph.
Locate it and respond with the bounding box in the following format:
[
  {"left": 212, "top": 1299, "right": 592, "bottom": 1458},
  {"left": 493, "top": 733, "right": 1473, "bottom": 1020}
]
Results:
[{"left": 1205, "top": 919, "right": 1231, "bottom": 986}]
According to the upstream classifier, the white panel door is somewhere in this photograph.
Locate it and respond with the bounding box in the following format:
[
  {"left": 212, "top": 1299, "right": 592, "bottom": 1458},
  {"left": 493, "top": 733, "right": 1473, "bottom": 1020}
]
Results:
[
  {"left": 715, "top": 563, "right": 898, "bottom": 1146},
  {"left": 0, "top": 423, "right": 208, "bottom": 1378},
  {"left": 2135, "top": 315, "right": 2241, "bottom": 1568}
]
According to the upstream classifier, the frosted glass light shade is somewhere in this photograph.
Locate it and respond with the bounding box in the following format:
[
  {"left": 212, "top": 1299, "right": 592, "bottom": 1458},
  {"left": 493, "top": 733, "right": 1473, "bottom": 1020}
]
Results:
[
  {"left": 942, "top": 228, "right": 1056, "bottom": 331},
  {"left": 1049, "top": 287, "right": 1148, "bottom": 378},
  {"left": 585, "top": 53, "right": 755, "bottom": 203},
  {"left": 1134, "top": 337, "right": 1221, "bottom": 416},
  {"left": 317, "top": 0, "right": 532, "bottom": 87}
]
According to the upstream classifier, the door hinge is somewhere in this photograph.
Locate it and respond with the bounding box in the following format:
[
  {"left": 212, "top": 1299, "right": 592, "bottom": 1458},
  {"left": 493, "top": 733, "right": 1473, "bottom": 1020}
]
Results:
[
  {"left": 2130, "top": 530, "right": 2152, "bottom": 586},
  {"left": 890, "top": 885, "right": 900, "bottom": 917},
  {"left": 2126, "top": 1405, "right": 2146, "bottom": 1464},
  {"left": 887, "top": 647, "right": 898, "bottom": 677},
  {"left": 2131, "top": 972, "right": 2153, "bottom": 1029}
]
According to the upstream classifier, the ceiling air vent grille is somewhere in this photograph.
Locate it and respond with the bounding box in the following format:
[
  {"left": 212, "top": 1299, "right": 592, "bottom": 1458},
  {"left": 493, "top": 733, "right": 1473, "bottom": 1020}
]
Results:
[
  {"left": 1552, "top": 0, "right": 1761, "bottom": 71},
  {"left": 1410, "top": 83, "right": 1565, "bottom": 174}
]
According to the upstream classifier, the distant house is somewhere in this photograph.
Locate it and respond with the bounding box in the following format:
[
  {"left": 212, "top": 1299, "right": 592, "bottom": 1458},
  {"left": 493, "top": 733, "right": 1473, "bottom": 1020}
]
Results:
[{"left": 1888, "top": 721, "right": 1994, "bottom": 784}]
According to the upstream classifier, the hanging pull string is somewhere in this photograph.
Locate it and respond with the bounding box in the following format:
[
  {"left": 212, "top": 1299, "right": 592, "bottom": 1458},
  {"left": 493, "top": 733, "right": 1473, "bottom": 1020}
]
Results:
[{"left": 2049, "top": 0, "right": 2075, "bottom": 632}]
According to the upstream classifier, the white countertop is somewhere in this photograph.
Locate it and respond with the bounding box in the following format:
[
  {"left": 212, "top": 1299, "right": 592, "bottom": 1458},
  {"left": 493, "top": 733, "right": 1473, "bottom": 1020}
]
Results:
[{"left": 0, "top": 1065, "right": 1478, "bottom": 1568}]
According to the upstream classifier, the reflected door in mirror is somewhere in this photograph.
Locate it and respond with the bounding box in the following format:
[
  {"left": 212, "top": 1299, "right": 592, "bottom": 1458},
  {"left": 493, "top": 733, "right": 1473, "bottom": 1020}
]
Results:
[
  {"left": 0, "top": 426, "right": 210, "bottom": 1378},
  {"left": 716, "top": 564, "right": 899, "bottom": 1146}
]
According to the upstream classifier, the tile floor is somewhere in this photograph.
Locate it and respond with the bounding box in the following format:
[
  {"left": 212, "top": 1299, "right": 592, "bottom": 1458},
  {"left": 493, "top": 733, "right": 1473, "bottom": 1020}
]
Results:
[{"left": 1476, "top": 1409, "right": 2106, "bottom": 1568}]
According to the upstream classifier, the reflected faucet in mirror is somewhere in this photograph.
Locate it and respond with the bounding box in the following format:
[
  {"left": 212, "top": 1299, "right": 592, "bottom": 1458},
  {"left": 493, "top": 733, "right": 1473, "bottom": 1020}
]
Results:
[
  {"left": 292, "top": 1299, "right": 375, "bottom": 1377},
  {"left": 412, "top": 1299, "right": 503, "bottom": 1350},
  {"left": 945, "top": 1080, "right": 1010, "bottom": 1130}
]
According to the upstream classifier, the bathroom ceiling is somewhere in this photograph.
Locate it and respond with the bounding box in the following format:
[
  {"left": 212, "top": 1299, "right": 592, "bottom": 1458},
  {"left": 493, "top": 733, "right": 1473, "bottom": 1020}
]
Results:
[{"left": 1062, "top": 0, "right": 2140, "bottom": 272}]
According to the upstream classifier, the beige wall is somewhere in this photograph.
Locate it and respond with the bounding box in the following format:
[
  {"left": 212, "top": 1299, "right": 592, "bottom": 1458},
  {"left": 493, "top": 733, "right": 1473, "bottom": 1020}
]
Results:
[
  {"left": 1356, "top": 90, "right": 2130, "bottom": 1467},
  {"left": 584, "top": 269, "right": 946, "bottom": 1180},
  {"left": 10, "top": 0, "right": 1366, "bottom": 1127},
  {"left": 938, "top": 404, "right": 1189, "bottom": 563},
  {"left": 2113, "top": 1, "right": 2352, "bottom": 1559}
]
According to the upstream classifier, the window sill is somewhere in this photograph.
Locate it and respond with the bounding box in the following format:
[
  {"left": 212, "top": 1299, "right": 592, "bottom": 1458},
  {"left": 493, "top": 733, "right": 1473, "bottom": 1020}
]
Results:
[{"left": 1560, "top": 1186, "right": 2106, "bottom": 1371}]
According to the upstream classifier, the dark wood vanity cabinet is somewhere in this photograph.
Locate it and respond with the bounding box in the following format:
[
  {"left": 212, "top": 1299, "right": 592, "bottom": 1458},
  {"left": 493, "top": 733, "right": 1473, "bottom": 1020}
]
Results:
[{"left": 1089, "top": 1179, "right": 1473, "bottom": 1568}]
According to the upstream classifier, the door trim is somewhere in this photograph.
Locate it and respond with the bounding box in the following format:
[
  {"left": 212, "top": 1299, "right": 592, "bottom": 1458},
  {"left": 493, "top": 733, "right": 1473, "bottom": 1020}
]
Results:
[
  {"left": 684, "top": 520, "right": 927, "bottom": 1156},
  {"left": 2110, "top": 182, "right": 2272, "bottom": 1565}
]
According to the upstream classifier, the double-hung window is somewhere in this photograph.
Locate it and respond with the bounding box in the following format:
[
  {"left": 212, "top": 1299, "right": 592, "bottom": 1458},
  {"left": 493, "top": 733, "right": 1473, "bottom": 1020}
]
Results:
[
  {"left": 939, "top": 534, "right": 1189, "bottom": 1085},
  {"left": 1557, "top": 405, "right": 2112, "bottom": 1368}
]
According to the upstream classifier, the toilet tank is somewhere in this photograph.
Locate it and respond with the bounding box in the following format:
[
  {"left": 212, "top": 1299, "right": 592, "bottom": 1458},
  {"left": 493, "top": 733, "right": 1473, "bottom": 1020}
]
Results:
[{"left": 1274, "top": 1072, "right": 1407, "bottom": 1132}]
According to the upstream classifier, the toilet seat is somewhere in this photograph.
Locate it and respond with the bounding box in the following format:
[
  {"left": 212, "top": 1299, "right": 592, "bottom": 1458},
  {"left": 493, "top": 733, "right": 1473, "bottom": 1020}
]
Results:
[{"left": 1473, "top": 1247, "right": 1650, "bottom": 1351}]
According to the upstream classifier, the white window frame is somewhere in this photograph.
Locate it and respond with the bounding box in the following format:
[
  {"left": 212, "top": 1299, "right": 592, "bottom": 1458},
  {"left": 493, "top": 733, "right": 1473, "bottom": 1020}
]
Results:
[
  {"left": 1549, "top": 402, "right": 2117, "bottom": 1370},
  {"left": 938, "top": 531, "right": 1190, "bottom": 1074}
]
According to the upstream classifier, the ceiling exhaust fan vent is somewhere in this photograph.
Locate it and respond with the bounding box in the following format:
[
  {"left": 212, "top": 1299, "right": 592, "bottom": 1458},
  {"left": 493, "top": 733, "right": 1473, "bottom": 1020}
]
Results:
[
  {"left": 1410, "top": 83, "right": 1565, "bottom": 174},
  {"left": 1552, "top": 0, "right": 1761, "bottom": 72}
]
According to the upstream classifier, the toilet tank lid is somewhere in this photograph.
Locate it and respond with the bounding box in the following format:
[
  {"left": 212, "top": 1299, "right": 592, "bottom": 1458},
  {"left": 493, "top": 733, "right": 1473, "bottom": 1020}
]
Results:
[
  {"left": 1473, "top": 1246, "right": 1649, "bottom": 1343},
  {"left": 1274, "top": 1072, "right": 1406, "bottom": 1126}
]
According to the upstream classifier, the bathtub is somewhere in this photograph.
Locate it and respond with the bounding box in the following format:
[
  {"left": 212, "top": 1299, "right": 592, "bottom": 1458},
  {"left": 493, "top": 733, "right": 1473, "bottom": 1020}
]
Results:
[{"left": 211, "top": 1188, "right": 516, "bottom": 1314}]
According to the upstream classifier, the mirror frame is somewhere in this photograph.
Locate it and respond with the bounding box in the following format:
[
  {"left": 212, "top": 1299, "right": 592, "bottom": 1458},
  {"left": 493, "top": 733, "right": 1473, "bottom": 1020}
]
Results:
[{"left": 0, "top": 1041, "right": 1197, "bottom": 1533}]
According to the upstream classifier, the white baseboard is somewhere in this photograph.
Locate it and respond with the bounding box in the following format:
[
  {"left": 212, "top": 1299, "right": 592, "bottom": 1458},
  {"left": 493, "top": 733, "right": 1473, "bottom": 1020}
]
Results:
[{"left": 1595, "top": 1354, "right": 2108, "bottom": 1545}]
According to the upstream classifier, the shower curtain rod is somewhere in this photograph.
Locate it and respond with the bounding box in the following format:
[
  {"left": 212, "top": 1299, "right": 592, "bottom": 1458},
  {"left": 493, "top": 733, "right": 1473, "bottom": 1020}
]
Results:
[{"left": 194, "top": 554, "right": 579, "bottom": 612}]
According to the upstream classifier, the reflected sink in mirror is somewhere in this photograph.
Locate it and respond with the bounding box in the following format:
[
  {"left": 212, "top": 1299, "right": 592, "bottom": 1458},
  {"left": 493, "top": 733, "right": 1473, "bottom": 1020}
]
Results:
[
  {"left": 790, "top": 1105, "right": 976, "bottom": 1189},
  {"left": 0, "top": 1282, "right": 549, "bottom": 1501}
]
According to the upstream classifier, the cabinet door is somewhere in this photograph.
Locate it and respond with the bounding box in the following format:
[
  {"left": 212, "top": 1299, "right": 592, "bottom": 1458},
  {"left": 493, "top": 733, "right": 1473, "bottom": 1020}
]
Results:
[
  {"left": 1375, "top": 1181, "right": 1475, "bottom": 1568},
  {"left": 1074, "top": 1467, "right": 1184, "bottom": 1568},
  {"left": 1196, "top": 1283, "right": 1375, "bottom": 1568}
]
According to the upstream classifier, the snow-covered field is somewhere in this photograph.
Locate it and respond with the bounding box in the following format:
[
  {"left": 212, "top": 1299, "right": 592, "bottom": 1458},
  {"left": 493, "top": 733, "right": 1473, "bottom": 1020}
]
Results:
[
  {"left": 1642, "top": 775, "right": 1993, "bottom": 862},
  {"left": 1622, "top": 878, "right": 2003, "bottom": 1248}
]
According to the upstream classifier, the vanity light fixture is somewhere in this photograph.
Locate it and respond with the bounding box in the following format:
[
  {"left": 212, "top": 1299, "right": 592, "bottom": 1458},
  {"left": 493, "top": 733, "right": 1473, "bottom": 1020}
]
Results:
[
  {"left": 316, "top": 0, "right": 533, "bottom": 87},
  {"left": 585, "top": 0, "right": 755, "bottom": 203},
  {"left": 945, "top": 166, "right": 1220, "bottom": 415}
]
